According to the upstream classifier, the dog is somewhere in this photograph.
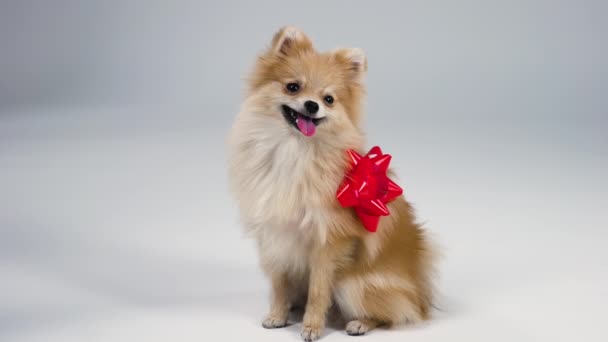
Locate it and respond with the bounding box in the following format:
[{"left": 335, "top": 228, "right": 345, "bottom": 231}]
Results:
[{"left": 228, "top": 26, "right": 436, "bottom": 341}]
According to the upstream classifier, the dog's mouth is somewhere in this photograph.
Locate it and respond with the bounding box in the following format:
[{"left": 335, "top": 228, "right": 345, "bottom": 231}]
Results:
[{"left": 281, "top": 105, "right": 326, "bottom": 137}]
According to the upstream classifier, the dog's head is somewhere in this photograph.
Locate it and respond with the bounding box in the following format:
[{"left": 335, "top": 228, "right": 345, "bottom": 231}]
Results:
[{"left": 246, "top": 26, "right": 367, "bottom": 138}]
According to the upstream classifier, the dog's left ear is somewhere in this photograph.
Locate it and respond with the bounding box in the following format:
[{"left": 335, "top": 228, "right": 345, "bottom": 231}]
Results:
[
  {"left": 334, "top": 48, "right": 367, "bottom": 82},
  {"left": 270, "top": 26, "right": 313, "bottom": 56}
]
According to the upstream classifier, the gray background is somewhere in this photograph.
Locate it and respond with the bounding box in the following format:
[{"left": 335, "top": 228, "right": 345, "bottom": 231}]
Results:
[{"left": 1, "top": 1, "right": 607, "bottom": 341}]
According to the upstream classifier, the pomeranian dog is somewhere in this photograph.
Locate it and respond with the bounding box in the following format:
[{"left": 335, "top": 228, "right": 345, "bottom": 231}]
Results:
[{"left": 228, "top": 26, "right": 436, "bottom": 341}]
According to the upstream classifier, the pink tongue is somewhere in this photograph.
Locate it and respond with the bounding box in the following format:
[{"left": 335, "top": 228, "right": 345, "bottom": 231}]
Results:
[{"left": 296, "top": 115, "right": 316, "bottom": 136}]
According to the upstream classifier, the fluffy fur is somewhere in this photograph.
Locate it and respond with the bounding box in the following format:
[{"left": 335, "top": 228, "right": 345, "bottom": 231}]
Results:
[{"left": 228, "top": 26, "right": 436, "bottom": 341}]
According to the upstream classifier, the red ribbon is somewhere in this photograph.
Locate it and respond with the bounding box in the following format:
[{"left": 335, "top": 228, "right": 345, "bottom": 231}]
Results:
[{"left": 336, "top": 146, "right": 403, "bottom": 232}]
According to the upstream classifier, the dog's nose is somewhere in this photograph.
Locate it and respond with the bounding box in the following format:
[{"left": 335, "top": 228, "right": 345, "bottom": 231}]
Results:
[{"left": 304, "top": 100, "right": 319, "bottom": 115}]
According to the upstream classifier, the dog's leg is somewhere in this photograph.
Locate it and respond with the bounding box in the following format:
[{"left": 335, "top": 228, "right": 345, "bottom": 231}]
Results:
[
  {"left": 301, "top": 247, "right": 336, "bottom": 341},
  {"left": 262, "top": 272, "right": 290, "bottom": 328}
]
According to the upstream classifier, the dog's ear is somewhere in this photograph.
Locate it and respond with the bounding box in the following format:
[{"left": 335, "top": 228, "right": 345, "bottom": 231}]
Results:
[
  {"left": 333, "top": 48, "right": 367, "bottom": 82},
  {"left": 270, "top": 26, "right": 313, "bottom": 56}
]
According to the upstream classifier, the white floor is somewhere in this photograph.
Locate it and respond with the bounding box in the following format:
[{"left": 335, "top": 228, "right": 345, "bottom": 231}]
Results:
[{"left": 1, "top": 107, "right": 607, "bottom": 342}]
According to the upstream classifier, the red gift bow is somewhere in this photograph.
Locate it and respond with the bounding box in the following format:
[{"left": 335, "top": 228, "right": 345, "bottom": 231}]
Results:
[{"left": 336, "top": 146, "right": 403, "bottom": 232}]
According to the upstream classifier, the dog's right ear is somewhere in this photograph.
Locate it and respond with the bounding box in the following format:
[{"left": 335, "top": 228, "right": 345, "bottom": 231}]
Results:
[{"left": 269, "top": 26, "right": 313, "bottom": 56}]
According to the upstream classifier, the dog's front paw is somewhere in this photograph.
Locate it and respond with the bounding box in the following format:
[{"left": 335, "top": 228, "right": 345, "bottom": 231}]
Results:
[
  {"left": 262, "top": 315, "right": 288, "bottom": 329},
  {"left": 301, "top": 324, "right": 323, "bottom": 341}
]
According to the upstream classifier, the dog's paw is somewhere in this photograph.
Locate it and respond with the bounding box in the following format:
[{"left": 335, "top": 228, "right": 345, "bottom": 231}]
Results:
[
  {"left": 262, "top": 315, "right": 288, "bottom": 329},
  {"left": 345, "top": 319, "right": 371, "bottom": 336},
  {"left": 301, "top": 324, "right": 323, "bottom": 341}
]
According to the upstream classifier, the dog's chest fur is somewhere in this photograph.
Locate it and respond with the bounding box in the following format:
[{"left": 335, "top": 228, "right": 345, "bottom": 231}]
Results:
[
  {"left": 229, "top": 114, "right": 351, "bottom": 272},
  {"left": 232, "top": 130, "right": 341, "bottom": 228}
]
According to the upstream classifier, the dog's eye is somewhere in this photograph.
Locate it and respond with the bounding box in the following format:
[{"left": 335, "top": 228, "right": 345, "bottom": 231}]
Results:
[
  {"left": 286, "top": 83, "right": 300, "bottom": 93},
  {"left": 324, "top": 95, "right": 334, "bottom": 105}
]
